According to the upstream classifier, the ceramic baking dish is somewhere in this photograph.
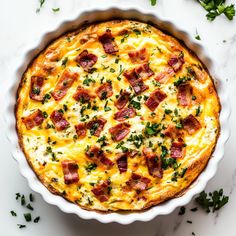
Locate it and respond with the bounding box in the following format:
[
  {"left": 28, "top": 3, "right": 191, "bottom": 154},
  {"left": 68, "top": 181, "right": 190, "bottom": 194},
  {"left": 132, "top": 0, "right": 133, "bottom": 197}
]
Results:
[{"left": 4, "top": 6, "right": 230, "bottom": 224}]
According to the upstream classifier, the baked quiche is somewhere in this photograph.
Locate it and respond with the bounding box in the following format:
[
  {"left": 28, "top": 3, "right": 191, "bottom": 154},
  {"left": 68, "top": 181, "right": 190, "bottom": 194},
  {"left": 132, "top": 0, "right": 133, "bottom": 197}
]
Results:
[{"left": 16, "top": 20, "right": 220, "bottom": 212}]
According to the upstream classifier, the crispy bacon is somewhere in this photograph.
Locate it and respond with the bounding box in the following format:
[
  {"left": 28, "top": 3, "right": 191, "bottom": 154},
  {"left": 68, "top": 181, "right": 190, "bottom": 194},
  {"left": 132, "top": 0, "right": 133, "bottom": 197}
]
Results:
[
  {"left": 143, "top": 148, "right": 162, "bottom": 178},
  {"left": 126, "top": 173, "right": 151, "bottom": 191},
  {"left": 86, "top": 146, "right": 114, "bottom": 168},
  {"left": 114, "top": 107, "right": 136, "bottom": 121},
  {"left": 116, "top": 153, "right": 128, "bottom": 173},
  {"left": 124, "top": 64, "right": 153, "bottom": 95},
  {"left": 145, "top": 89, "right": 167, "bottom": 111},
  {"left": 183, "top": 114, "right": 201, "bottom": 134},
  {"left": 87, "top": 117, "right": 107, "bottom": 137},
  {"left": 114, "top": 90, "right": 130, "bottom": 110},
  {"left": 30, "top": 76, "right": 44, "bottom": 101},
  {"left": 98, "top": 29, "right": 118, "bottom": 54},
  {"left": 73, "top": 86, "right": 94, "bottom": 103},
  {"left": 51, "top": 70, "right": 78, "bottom": 101},
  {"left": 96, "top": 82, "right": 113, "bottom": 100},
  {"left": 155, "top": 66, "right": 174, "bottom": 83},
  {"left": 91, "top": 180, "right": 111, "bottom": 202},
  {"left": 177, "top": 83, "right": 193, "bottom": 106},
  {"left": 61, "top": 160, "right": 79, "bottom": 184},
  {"left": 135, "top": 63, "right": 154, "bottom": 79},
  {"left": 168, "top": 53, "right": 185, "bottom": 72},
  {"left": 163, "top": 124, "right": 181, "bottom": 139},
  {"left": 170, "top": 138, "right": 185, "bottom": 159},
  {"left": 128, "top": 48, "right": 149, "bottom": 64},
  {"left": 22, "top": 109, "right": 45, "bottom": 130},
  {"left": 75, "top": 50, "right": 97, "bottom": 72},
  {"left": 50, "top": 110, "right": 69, "bottom": 131},
  {"left": 75, "top": 123, "right": 86, "bottom": 138},
  {"left": 109, "top": 122, "right": 131, "bottom": 142}
]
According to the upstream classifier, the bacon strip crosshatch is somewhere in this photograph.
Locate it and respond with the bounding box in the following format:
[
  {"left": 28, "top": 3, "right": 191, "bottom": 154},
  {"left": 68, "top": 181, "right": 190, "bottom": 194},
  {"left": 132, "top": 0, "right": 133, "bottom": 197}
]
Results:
[{"left": 16, "top": 20, "right": 220, "bottom": 212}]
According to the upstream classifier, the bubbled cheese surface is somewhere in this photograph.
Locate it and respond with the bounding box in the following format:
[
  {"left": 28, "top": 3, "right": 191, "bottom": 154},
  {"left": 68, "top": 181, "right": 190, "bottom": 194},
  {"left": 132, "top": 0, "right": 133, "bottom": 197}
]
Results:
[{"left": 16, "top": 20, "right": 220, "bottom": 211}]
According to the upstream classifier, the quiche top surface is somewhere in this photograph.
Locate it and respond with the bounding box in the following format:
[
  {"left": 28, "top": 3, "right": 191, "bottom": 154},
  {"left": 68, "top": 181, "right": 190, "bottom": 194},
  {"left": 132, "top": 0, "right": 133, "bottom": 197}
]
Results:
[{"left": 16, "top": 20, "right": 220, "bottom": 212}]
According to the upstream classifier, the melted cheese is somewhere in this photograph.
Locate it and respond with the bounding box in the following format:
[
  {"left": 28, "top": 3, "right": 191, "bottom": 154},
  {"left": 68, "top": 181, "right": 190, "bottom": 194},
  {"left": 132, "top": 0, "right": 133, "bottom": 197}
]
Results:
[{"left": 16, "top": 20, "right": 220, "bottom": 211}]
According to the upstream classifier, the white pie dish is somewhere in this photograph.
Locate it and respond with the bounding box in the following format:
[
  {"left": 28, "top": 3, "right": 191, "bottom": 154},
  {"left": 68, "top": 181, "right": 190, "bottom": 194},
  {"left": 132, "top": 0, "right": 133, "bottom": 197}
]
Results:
[{"left": 4, "top": 6, "right": 230, "bottom": 224}]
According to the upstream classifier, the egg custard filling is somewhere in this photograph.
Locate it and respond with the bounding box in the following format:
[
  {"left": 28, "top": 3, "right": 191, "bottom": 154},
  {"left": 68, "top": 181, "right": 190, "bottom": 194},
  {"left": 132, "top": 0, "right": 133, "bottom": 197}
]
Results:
[{"left": 16, "top": 20, "right": 220, "bottom": 211}]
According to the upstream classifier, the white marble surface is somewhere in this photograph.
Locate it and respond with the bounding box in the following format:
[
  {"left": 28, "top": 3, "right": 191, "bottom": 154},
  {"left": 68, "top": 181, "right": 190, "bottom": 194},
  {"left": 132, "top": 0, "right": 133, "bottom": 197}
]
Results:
[{"left": 0, "top": 0, "right": 236, "bottom": 235}]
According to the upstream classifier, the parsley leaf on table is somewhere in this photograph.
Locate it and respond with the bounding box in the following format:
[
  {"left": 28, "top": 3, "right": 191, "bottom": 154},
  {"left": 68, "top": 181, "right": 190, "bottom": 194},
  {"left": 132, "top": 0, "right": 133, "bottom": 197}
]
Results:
[
  {"left": 196, "top": 0, "right": 235, "bottom": 21},
  {"left": 150, "top": 0, "right": 157, "bottom": 6},
  {"left": 195, "top": 189, "right": 229, "bottom": 213}
]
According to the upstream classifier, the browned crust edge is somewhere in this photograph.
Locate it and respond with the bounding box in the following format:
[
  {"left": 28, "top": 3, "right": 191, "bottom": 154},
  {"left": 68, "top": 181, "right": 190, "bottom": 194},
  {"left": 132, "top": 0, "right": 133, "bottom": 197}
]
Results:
[{"left": 15, "top": 19, "right": 221, "bottom": 213}]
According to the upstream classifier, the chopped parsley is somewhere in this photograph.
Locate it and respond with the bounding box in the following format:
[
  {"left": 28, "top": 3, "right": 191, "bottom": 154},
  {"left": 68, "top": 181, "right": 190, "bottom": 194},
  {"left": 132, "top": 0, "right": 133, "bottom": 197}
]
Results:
[
  {"left": 129, "top": 99, "right": 141, "bottom": 110},
  {"left": 10, "top": 211, "right": 17, "bottom": 216},
  {"left": 83, "top": 75, "right": 95, "bottom": 86},
  {"left": 133, "top": 29, "right": 141, "bottom": 36},
  {"left": 150, "top": 0, "right": 157, "bottom": 6},
  {"left": 196, "top": 106, "right": 201, "bottom": 116},
  {"left": 178, "top": 206, "right": 186, "bottom": 215},
  {"left": 24, "top": 213, "right": 32, "bottom": 222},
  {"left": 85, "top": 163, "right": 97, "bottom": 173},
  {"left": 26, "top": 204, "right": 34, "bottom": 211},
  {"left": 36, "top": 0, "right": 46, "bottom": 13},
  {"left": 195, "top": 30, "right": 201, "bottom": 40},
  {"left": 42, "top": 93, "right": 51, "bottom": 104},
  {"left": 174, "top": 77, "right": 191, "bottom": 86},
  {"left": 17, "top": 224, "right": 26, "bottom": 229},
  {"left": 127, "top": 134, "right": 144, "bottom": 148},
  {"left": 195, "top": 189, "right": 229, "bottom": 213},
  {"left": 61, "top": 57, "right": 68, "bottom": 66},
  {"left": 33, "top": 216, "right": 40, "bottom": 223},
  {"left": 52, "top": 7, "right": 60, "bottom": 12},
  {"left": 145, "top": 122, "right": 160, "bottom": 136}
]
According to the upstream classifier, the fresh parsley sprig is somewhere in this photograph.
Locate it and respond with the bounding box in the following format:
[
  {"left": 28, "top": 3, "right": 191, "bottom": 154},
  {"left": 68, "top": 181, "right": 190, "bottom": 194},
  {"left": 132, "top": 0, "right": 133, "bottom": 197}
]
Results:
[
  {"left": 196, "top": 0, "right": 235, "bottom": 21},
  {"left": 195, "top": 189, "right": 229, "bottom": 213}
]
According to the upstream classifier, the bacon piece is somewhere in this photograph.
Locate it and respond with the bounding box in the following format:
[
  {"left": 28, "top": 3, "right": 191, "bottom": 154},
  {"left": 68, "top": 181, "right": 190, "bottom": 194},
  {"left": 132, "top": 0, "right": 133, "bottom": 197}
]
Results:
[
  {"left": 75, "top": 50, "right": 97, "bottom": 72},
  {"left": 96, "top": 82, "right": 113, "bottom": 100},
  {"left": 87, "top": 117, "right": 107, "bottom": 137},
  {"left": 177, "top": 83, "right": 193, "bottom": 106},
  {"left": 135, "top": 63, "right": 154, "bottom": 79},
  {"left": 145, "top": 89, "right": 167, "bottom": 111},
  {"left": 29, "top": 76, "right": 44, "bottom": 101},
  {"left": 86, "top": 146, "right": 114, "bottom": 168},
  {"left": 75, "top": 123, "right": 86, "bottom": 138},
  {"left": 109, "top": 122, "right": 131, "bottom": 141},
  {"left": 143, "top": 148, "right": 162, "bottom": 178},
  {"left": 73, "top": 86, "right": 94, "bottom": 103},
  {"left": 126, "top": 173, "right": 151, "bottom": 191},
  {"left": 168, "top": 53, "right": 185, "bottom": 72},
  {"left": 91, "top": 180, "right": 111, "bottom": 202},
  {"left": 124, "top": 64, "right": 153, "bottom": 95},
  {"left": 183, "top": 114, "right": 201, "bottom": 134},
  {"left": 170, "top": 138, "right": 185, "bottom": 159},
  {"left": 114, "top": 90, "right": 130, "bottom": 110},
  {"left": 163, "top": 124, "right": 181, "bottom": 139},
  {"left": 128, "top": 48, "right": 149, "bottom": 64},
  {"left": 114, "top": 107, "right": 136, "bottom": 121},
  {"left": 155, "top": 66, "right": 174, "bottom": 83},
  {"left": 61, "top": 160, "right": 79, "bottom": 184},
  {"left": 51, "top": 70, "right": 78, "bottom": 101},
  {"left": 98, "top": 29, "right": 118, "bottom": 54},
  {"left": 116, "top": 153, "right": 128, "bottom": 173},
  {"left": 22, "top": 109, "right": 45, "bottom": 130},
  {"left": 50, "top": 110, "right": 69, "bottom": 131}
]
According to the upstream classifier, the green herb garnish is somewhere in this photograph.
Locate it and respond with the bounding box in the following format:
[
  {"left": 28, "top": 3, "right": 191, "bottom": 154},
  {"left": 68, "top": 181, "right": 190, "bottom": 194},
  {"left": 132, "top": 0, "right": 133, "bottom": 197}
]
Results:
[{"left": 195, "top": 189, "right": 229, "bottom": 212}]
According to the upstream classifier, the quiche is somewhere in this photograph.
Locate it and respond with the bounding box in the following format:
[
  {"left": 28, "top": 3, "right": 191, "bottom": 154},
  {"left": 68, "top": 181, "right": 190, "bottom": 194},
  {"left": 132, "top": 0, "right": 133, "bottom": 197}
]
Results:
[{"left": 16, "top": 20, "right": 220, "bottom": 212}]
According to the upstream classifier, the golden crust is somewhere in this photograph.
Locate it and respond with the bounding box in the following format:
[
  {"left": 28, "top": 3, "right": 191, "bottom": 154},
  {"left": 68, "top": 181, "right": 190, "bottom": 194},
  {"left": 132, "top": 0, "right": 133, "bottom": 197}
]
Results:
[{"left": 15, "top": 20, "right": 220, "bottom": 212}]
